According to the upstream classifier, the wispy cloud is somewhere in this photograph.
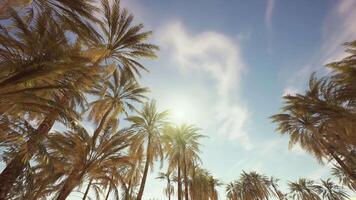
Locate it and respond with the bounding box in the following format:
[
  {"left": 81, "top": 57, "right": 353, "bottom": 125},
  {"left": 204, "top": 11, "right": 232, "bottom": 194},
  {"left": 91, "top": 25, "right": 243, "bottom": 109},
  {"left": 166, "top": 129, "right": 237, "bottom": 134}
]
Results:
[
  {"left": 320, "top": 0, "right": 356, "bottom": 64},
  {"left": 265, "top": 0, "right": 275, "bottom": 31},
  {"left": 265, "top": 0, "right": 275, "bottom": 53},
  {"left": 285, "top": 0, "right": 356, "bottom": 94},
  {"left": 156, "top": 21, "right": 252, "bottom": 149}
]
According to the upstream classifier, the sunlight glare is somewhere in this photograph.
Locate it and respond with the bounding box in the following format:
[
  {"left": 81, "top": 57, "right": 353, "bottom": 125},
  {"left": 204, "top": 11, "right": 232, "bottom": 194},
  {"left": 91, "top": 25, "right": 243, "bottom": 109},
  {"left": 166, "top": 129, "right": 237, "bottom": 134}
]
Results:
[{"left": 169, "top": 95, "right": 200, "bottom": 124}]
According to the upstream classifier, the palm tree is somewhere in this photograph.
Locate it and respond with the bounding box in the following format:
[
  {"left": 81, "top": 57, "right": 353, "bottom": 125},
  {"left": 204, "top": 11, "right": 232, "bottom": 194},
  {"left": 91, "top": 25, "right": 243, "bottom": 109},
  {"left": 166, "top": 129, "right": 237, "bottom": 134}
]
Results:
[
  {"left": 157, "top": 172, "right": 174, "bottom": 200},
  {"left": 226, "top": 181, "right": 241, "bottom": 200},
  {"left": 89, "top": 68, "right": 149, "bottom": 143},
  {"left": 77, "top": 69, "right": 148, "bottom": 200},
  {"left": 319, "top": 179, "right": 349, "bottom": 200},
  {"left": 288, "top": 178, "right": 321, "bottom": 200},
  {"left": 82, "top": 166, "right": 126, "bottom": 200},
  {"left": 0, "top": 0, "right": 98, "bottom": 22},
  {"left": 121, "top": 155, "right": 144, "bottom": 200},
  {"left": 272, "top": 41, "right": 356, "bottom": 181},
  {"left": 189, "top": 166, "right": 221, "bottom": 200},
  {"left": 0, "top": 10, "right": 95, "bottom": 198},
  {"left": 240, "top": 171, "right": 271, "bottom": 200},
  {"left": 0, "top": 0, "right": 157, "bottom": 197},
  {"left": 163, "top": 124, "right": 205, "bottom": 200},
  {"left": 327, "top": 41, "right": 356, "bottom": 103},
  {"left": 272, "top": 76, "right": 356, "bottom": 178},
  {"left": 126, "top": 100, "right": 169, "bottom": 200},
  {"left": 92, "top": 0, "right": 158, "bottom": 77},
  {"left": 226, "top": 171, "right": 272, "bottom": 200},
  {"left": 0, "top": 0, "right": 100, "bottom": 112},
  {"left": 51, "top": 126, "right": 134, "bottom": 200},
  {"left": 5, "top": 160, "right": 65, "bottom": 200}
]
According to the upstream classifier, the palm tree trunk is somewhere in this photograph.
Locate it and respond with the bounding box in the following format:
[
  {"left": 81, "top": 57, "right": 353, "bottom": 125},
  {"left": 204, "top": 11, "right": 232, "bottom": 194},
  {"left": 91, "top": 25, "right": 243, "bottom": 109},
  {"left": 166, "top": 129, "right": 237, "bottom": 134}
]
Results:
[
  {"left": 104, "top": 186, "right": 111, "bottom": 200},
  {"left": 82, "top": 179, "right": 93, "bottom": 200},
  {"left": 136, "top": 137, "right": 151, "bottom": 200},
  {"left": 56, "top": 171, "right": 82, "bottom": 200},
  {"left": 183, "top": 157, "right": 189, "bottom": 200},
  {"left": 168, "top": 178, "right": 171, "bottom": 200},
  {"left": 0, "top": 110, "right": 59, "bottom": 200},
  {"left": 91, "top": 106, "right": 113, "bottom": 146},
  {"left": 125, "top": 180, "right": 131, "bottom": 200},
  {"left": 178, "top": 164, "right": 182, "bottom": 200}
]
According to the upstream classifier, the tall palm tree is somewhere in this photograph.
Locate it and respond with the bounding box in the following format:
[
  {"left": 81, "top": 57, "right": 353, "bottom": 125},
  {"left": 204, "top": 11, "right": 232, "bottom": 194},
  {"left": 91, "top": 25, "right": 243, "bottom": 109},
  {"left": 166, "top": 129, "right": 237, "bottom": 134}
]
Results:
[
  {"left": 163, "top": 124, "right": 205, "bottom": 200},
  {"left": 157, "top": 172, "right": 174, "bottom": 200},
  {"left": 272, "top": 41, "right": 356, "bottom": 182},
  {"left": 0, "top": 0, "right": 157, "bottom": 197},
  {"left": 271, "top": 76, "right": 356, "bottom": 180},
  {"left": 240, "top": 171, "right": 271, "bottom": 200},
  {"left": 319, "top": 179, "right": 349, "bottom": 200},
  {"left": 0, "top": 10, "right": 96, "bottom": 198},
  {"left": 51, "top": 126, "right": 133, "bottom": 200},
  {"left": 189, "top": 166, "right": 221, "bottom": 200},
  {"left": 226, "top": 171, "right": 272, "bottom": 200},
  {"left": 126, "top": 100, "right": 169, "bottom": 200},
  {"left": 77, "top": 68, "right": 148, "bottom": 200},
  {"left": 288, "top": 178, "right": 321, "bottom": 200}
]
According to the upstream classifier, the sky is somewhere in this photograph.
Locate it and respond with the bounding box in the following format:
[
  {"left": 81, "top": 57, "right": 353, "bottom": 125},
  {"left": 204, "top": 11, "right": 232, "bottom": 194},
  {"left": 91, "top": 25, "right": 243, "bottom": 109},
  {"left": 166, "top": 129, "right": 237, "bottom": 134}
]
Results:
[{"left": 116, "top": 0, "right": 356, "bottom": 199}]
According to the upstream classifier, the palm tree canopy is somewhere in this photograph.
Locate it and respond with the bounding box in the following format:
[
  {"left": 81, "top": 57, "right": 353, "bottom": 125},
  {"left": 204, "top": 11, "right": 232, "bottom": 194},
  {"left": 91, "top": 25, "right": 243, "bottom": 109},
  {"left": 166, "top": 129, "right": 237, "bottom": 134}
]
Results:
[
  {"left": 163, "top": 124, "right": 205, "bottom": 173},
  {"left": 288, "top": 178, "right": 321, "bottom": 200},
  {"left": 92, "top": 0, "right": 159, "bottom": 77},
  {"left": 126, "top": 100, "right": 169, "bottom": 167},
  {"left": 189, "top": 166, "right": 221, "bottom": 200},
  {"left": 320, "top": 178, "right": 349, "bottom": 200},
  {"left": 226, "top": 171, "right": 272, "bottom": 200},
  {"left": 88, "top": 68, "right": 149, "bottom": 132}
]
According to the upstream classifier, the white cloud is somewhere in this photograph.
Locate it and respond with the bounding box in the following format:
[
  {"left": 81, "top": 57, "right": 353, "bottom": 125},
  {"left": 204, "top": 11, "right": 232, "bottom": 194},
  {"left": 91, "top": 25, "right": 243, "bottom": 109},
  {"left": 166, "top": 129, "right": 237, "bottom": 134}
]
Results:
[
  {"left": 156, "top": 21, "right": 252, "bottom": 149},
  {"left": 320, "top": 0, "right": 356, "bottom": 64},
  {"left": 265, "top": 0, "right": 275, "bottom": 53},
  {"left": 285, "top": 0, "right": 356, "bottom": 93}
]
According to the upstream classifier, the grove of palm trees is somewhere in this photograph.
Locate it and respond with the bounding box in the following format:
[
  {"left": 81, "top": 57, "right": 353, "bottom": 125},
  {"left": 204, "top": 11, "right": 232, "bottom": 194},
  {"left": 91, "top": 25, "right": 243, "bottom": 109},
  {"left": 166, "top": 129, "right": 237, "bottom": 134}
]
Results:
[{"left": 0, "top": 0, "right": 355, "bottom": 200}]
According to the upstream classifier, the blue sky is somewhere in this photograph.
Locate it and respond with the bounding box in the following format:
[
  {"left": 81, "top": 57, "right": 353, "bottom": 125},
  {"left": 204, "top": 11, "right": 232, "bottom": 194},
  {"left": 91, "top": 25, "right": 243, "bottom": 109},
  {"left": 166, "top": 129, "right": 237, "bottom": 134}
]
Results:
[{"left": 117, "top": 0, "right": 356, "bottom": 199}]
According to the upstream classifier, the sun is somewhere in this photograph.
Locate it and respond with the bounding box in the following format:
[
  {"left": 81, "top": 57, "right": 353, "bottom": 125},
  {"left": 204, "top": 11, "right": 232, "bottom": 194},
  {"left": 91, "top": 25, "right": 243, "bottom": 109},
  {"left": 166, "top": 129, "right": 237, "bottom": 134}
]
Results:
[{"left": 167, "top": 95, "right": 200, "bottom": 125}]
